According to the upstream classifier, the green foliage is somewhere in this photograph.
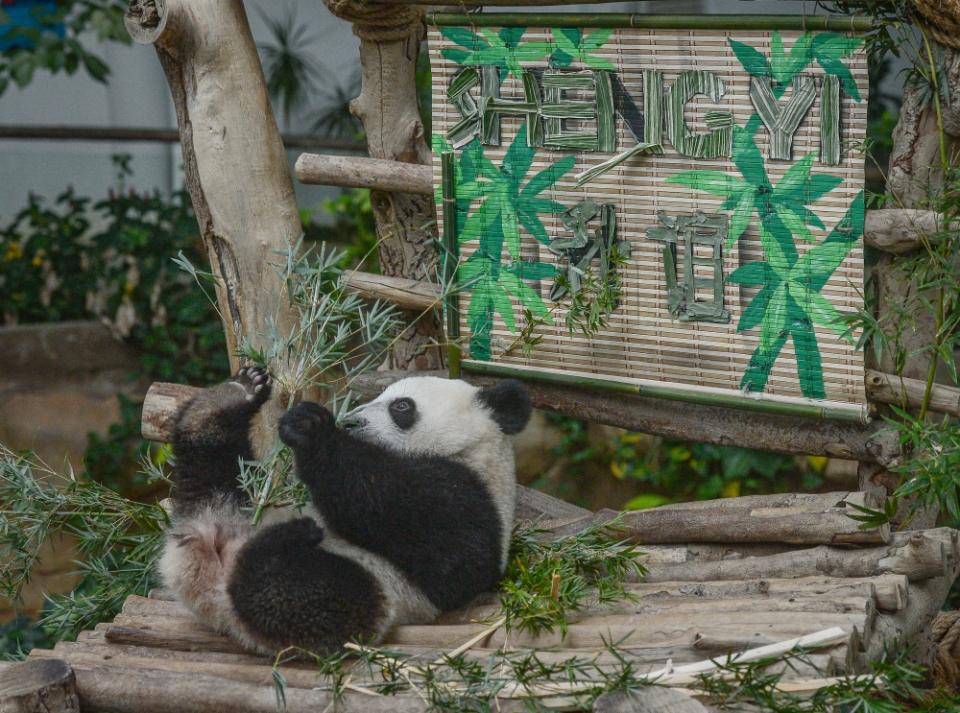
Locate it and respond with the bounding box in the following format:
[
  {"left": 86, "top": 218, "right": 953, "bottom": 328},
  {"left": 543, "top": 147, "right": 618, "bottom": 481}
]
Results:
[
  {"left": 0, "top": 445, "right": 167, "bottom": 643},
  {"left": 0, "top": 615, "right": 53, "bottom": 661},
  {"left": 0, "top": 181, "right": 228, "bottom": 385},
  {"left": 434, "top": 128, "right": 573, "bottom": 360},
  {"left": 305, "top": 188, "right": 378, "bottom": 268},
  {"left": 0, "top": 1, "right": 129, "bottom": 96},
  {"left": 498, "top": 518, "right": 646, "bottom": 635},
  {"left": 255, "top": 6, "right": 324, "bottom": 125},
  {"left": 440, "top": 26, "right": 550, "bottom": 79},
  {"left": 548, "top": 28, "right": 614, "bottom": 69},
  {"left": 728, "top": 31, "right": 864, "bottom": 101}
]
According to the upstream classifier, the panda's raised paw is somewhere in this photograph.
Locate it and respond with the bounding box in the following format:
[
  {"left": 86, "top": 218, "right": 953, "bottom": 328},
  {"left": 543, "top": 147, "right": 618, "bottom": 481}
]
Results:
[
  {"left": 231, "top": 366, "right": 272, "bottom": 406},
  {"left": 279, "top": 401, "right": 335, "bottom": 450}
]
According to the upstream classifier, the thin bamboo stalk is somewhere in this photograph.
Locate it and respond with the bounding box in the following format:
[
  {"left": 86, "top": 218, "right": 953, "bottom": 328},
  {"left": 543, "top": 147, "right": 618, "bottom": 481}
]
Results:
[
  {"left": 442, "top": 151, "right": 462, "bottom": 378},
  {"left": 427, "top": 13, "right": 874, "bottom": 31}
]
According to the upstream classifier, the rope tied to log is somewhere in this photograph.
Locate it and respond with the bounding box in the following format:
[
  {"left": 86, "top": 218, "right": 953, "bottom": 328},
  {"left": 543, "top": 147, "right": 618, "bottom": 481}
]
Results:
[
  {"left": 931, "top": 610, "right": 960, "bottom": 690},
  {"left": 325, "top": 0, "right": 423, "bottom": 41},
  {"left": 913, "top": 0, "right": 960, "bottom": 50}
]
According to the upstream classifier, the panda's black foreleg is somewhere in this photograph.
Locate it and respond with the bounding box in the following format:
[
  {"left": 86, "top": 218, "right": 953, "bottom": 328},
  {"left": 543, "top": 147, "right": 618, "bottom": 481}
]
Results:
[
  {"left": 227, "top": 518, "right": 388, "bottom": 653},
  {"left": 170, "top": 367, "right": 272, "bottom": 515},
  {"left": 277, "top": 402, "right": 390, "bottom": 521}
]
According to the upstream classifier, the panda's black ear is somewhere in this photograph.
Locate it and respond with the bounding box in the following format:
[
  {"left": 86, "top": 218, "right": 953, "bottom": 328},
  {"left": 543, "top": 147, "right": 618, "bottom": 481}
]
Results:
[{"left": 477, "top": 379, "right": 532, "bottom": 435}]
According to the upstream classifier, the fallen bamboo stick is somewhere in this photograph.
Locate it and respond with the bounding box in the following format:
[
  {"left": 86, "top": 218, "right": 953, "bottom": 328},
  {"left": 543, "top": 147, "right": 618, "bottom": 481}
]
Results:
[
  {"left": 295, "top": 154, "right": 434, "bottom": 194},
  {"left": 865, "top": 369, "right": 960, "bottom": 417}
]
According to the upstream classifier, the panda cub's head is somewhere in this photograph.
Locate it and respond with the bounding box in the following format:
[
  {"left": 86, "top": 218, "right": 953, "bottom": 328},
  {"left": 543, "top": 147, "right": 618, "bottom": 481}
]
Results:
[{"left": 346, "top": 376, "right": 532, "bottom": 458}]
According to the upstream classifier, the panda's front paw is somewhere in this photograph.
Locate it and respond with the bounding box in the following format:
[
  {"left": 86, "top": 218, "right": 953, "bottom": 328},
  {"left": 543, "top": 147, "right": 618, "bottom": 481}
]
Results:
[
  {"left": 231, "top": 366, "right": 272, "bottom": 407},
  {"left": 279, "top": 402, "right": 335, "bottom": 451}
]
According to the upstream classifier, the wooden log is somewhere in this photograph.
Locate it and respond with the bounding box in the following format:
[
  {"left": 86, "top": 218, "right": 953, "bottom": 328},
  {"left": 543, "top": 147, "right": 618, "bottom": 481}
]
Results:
[
  {"left": 139, "top": 373, "right": 900, "bottom": 464},
  {"left": 592, "top": 491, "right": 889, "bottom": 546},
  {"left": 593, "top": 688, "right": 709, "bottom": 713},
  {"left": 641, "top": 530, "right": 951, "bottom": 583},
  {"left": 31, "top": 660, "right": 425, "bottom": 713},
  {"left": 0, "top": 658, "right": 79, "bottom": 713},
  {"left": 123, "top": 0, "right": 300, "bottom": 454},
  {"left": 296, "top": 154, "right": 433, "bottom": 194},
  {"left": 350, "top": 371, "right": 901, "bottom": 464},
  {"left": 865, "top": 369, "right": 960, "bottom": 417},
  {"left": 863, "top": 209, "right": 947, "bottom": 254},
  {"left": 342, "top": 270, "right": 440, "bottom": 311}
]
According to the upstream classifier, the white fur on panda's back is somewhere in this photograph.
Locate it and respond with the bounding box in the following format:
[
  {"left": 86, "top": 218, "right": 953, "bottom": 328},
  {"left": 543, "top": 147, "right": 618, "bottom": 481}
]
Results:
[{"left": 160, "top": 502, "right": 438, "bottom": 654}]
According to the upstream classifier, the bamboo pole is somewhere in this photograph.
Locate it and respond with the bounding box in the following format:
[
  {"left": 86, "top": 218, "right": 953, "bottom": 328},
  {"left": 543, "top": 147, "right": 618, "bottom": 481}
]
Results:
[
  {"left": 426, "top": 12, "right": 874, "bottom": 30},
  {"left": 296, "top": 154, "right": 434, "bottom": 194}
]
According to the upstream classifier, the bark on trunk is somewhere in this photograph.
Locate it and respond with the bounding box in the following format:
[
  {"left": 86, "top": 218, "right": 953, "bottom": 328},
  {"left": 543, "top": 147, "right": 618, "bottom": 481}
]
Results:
[
  {"left": 124, "top": 0, "right": 302, "bottom": 453},
  {"left": 335, "top": 11, "right": 445, "bottom": 371}
]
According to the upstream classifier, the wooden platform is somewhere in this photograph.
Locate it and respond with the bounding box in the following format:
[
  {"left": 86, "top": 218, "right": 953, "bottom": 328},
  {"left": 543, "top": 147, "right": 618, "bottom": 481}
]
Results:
[{"left": 7, "top": 490, "right": 958, "bottom": 712}]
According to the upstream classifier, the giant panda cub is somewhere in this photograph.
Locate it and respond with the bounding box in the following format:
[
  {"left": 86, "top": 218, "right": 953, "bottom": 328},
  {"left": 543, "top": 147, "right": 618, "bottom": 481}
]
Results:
[{"left": 160, "top": 367, "right": 531, "bottom": 655}]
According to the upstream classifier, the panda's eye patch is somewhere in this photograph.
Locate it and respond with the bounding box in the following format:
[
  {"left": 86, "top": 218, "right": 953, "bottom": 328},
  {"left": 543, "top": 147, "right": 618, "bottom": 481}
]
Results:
[{"left": 388, "top": 397, "right": 417, "bottom": 430}]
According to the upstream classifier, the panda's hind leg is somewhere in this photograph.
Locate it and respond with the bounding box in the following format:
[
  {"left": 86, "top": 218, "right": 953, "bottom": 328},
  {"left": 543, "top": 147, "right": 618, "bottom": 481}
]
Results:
[
  {"left": 170, "top": 366, "right": 271, "bottom": 514},
  {"left": 226, "top": 518, "right": 390, "bottom": 654}
]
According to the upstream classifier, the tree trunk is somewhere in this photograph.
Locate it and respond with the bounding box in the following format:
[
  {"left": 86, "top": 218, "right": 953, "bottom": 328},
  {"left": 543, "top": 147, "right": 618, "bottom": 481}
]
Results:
[
  {"left": 861, "top": 49, "right": 960, "bottom": 523},
  {"left": 124, "top": 0, "right": 302, "bottom": 452},
  {"left": 337, "top": 11, "right": 445, "bottom": 370}
]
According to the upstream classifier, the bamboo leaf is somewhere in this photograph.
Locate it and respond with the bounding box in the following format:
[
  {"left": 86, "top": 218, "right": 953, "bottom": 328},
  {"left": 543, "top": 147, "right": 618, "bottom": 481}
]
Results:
[
  {"left": 740, "top": 333, "right": 788, "bottom": 393},
  {"left": 727, "top": 189, "right": 755, "bottom": 246},
  {"left": 727, "top": 261, "right": 770, "bottom": 286},
  {"left": 522, "top": 154, "right": 577, "bottom": 198},
  {"left": 791, "top": 316, "right": 826, "bottom": 399},
  {"left": 442, "top": 27, "right": 489, "bottom": 50},
  {"left": 816, "top": 55, "right": 861, "bottom": 102},
  {"left": 491, "top": 282, "right": 518, "bottom": 332},
  {"left": 665, "top": 171, "right": 748, "bottom": 197},
  {"left": 500, "top": 271, "right": 551, "bottom": 318},
  {"left": 785, "top": 33, "right": 815, "bottom": 78},
  {"left": 728, "top": 38, "right": 772, "bottom": 77},
  {"left": 759, "top": 285, "right": 789, "bottom": 351},
  {"left": 770, "top": 32, "right": 788, "bottom": 85},
  {"left": 731, "top": 126, "right": 769, "bottom": 188},
  {"left": 504, "top": 260, "right": 557, "bottom": 281},
  {"left": 774, "top": 203, "right": 815, "bottom": 243},
  {"left": 738, "top": 282, "right": 779, "bottom": 332}
]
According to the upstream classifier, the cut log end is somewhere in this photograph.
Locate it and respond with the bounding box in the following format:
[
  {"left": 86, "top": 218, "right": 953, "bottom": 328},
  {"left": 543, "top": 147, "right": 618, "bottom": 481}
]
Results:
[
  {"left": 124, "top": 0, "right": 168, "bottom": 44},
  {"left": 0, "top": 658, "right": 79, "bottom": 713}
]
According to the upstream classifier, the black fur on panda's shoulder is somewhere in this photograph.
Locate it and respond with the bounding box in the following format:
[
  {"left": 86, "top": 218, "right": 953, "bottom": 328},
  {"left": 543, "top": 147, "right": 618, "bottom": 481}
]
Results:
[{"left": 279, "top": 402, "right": 503, "bottom": 612}]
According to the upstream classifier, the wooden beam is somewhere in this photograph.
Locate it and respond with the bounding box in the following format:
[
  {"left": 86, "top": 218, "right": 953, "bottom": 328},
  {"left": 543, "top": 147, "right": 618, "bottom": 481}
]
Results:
[
  {"left": 342, "top": 270, "right": 440, "bottom": 311},
  {"left": 0, "top": 125, "right": 364, "bottom": 151},
  {"left": 865, "top": 369, "right": 960, "bottom": 417},
  {"left": 296, "top": 154, "right": 434, "bottom": 194},
  {"left": 140, "top": 374, "right": 898, "bottom": 464}
]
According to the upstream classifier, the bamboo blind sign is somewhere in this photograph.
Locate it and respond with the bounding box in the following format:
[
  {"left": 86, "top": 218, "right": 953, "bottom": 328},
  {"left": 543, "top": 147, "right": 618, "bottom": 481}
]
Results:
[{"left": 429, "top": 14, "right": 872, "bottom": 422}]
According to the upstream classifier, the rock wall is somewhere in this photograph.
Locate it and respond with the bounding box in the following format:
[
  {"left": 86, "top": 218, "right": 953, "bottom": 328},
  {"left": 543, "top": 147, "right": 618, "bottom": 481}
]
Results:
[{"left": 0, "top": 321, "right": 146, "bottom": 620}]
